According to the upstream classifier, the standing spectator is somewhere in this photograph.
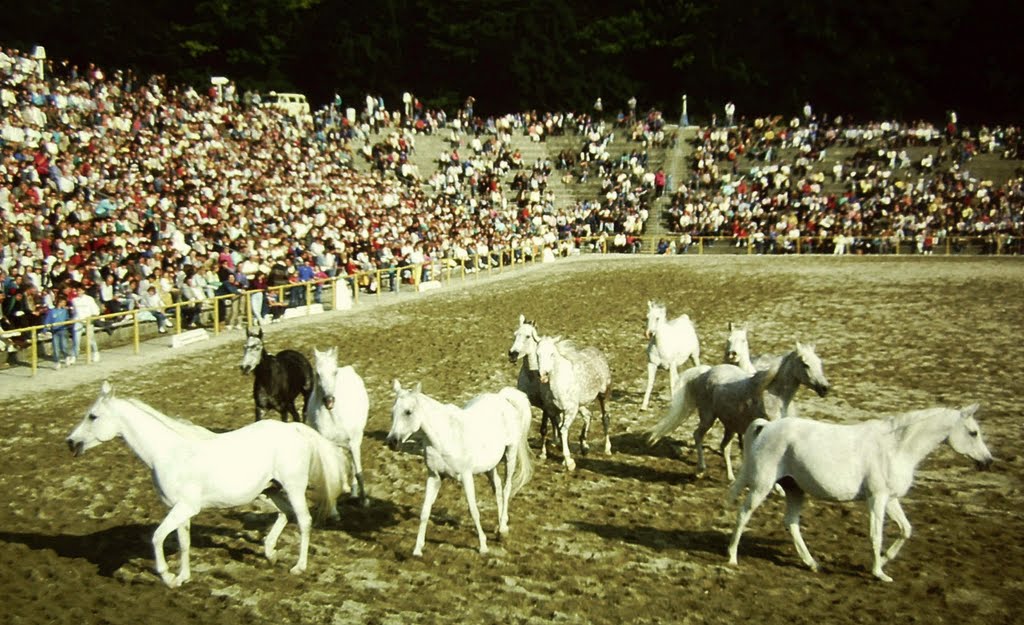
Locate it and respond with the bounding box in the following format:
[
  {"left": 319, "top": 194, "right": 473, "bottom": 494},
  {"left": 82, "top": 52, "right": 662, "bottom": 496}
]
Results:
[
  {"left": 215, "top": 272, "right": 243, "bottom": 330},
  {"left": 44, "top": 293, "right": 72, "bottom": 369},
  {"left": 71, "top": 286, "right": 102, "bottom": 363},
  {"left": 724, "top": 101, "right": 736, "bottom": 127}
]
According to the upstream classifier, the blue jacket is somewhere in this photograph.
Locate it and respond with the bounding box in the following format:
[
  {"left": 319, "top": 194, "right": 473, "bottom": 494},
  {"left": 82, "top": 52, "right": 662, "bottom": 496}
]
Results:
[{"left": 44, "top": 306, "right": 71, "bottom": 335}]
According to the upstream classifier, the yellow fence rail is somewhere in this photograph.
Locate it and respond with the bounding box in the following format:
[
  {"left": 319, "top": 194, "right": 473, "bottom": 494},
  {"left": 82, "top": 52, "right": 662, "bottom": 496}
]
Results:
[{"left": 3, "top": 234, "right": 1018, "bottom": 376}]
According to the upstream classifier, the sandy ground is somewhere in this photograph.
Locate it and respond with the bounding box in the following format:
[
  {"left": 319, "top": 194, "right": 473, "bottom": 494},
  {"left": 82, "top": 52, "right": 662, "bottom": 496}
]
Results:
[{"left": 1, "top": 255, "right": 1022, "bottom": 625}]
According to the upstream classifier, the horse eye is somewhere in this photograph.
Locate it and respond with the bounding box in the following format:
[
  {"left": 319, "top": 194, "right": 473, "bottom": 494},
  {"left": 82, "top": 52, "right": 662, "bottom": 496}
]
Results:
[
  {"left": 969, "top": 430, "right": 979, "bottom": 438},
  {"left": 88, "top": 413, "right": 98, "bottom": 421}
]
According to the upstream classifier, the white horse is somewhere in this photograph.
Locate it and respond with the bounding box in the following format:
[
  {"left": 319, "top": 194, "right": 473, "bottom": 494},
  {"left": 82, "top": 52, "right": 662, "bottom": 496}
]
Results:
[
  {"left": 723, "top": 323, "right": 779, "bottom": 373},
  {"left": 507, "top": 315, "right": 563, "bottom": 457},
  {"left": 648, "top": 343, "right": 830, "bottom": 480},
  {"left": 728, "top": 405, "right": 994, "bottom": 582},
  {"left": 66, "top": 381, "right": 348, "bottom": 587},
  {"left": 535, "top": 336, "right": 612, "bottom": 471},
  {"left": 307, "top": 346, "right": 371, "bottom": 507},
  {"left": 642, "top": 301, "right": 701, "bottom": 410},
  {"left": 386, "top": 381, "right": 533, "bottom": 556}
]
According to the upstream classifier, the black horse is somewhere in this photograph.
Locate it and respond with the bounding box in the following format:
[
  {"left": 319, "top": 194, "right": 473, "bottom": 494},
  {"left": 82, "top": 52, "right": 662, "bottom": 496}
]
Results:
[{"left": 239, "top": 327, "right": 314, "bottom": 423}]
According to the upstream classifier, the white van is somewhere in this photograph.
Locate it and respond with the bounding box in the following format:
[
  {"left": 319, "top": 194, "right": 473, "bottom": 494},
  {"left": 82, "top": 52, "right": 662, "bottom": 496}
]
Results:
[{"left": 263, "top": 91, "right": 312, "bottom": 125}]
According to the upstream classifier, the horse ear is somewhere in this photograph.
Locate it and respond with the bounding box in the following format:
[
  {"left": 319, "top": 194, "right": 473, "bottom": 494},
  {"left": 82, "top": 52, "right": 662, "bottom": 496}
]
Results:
[
  {"left": 518, "top": 314, "right": 525, "bottom": 325},
  {"left": 961, "top": 403, "right": 981, "bottom": 418},
  {"left": 100, "top": 380, "right": 112, "bottom": 396},
  {"left": 413, "top": 382, "right": 422, "bottom": 393},
  {"left": 728, "top": 321, "right": 734, "bottom": 331},
  {"left": 392, "top": 379, "right": 402, "bottom": 392}
]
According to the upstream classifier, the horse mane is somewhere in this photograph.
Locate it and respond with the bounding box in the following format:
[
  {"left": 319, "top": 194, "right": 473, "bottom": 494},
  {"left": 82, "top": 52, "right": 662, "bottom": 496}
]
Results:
[
  {"left": 553, "top": 338, "right": 580, "bottom": 357},
  {"left": 122, "top": 397, "right": 216, "bottom": 439},
  {"left": 885, "top": 407, "right": 955, "bottom": 437}
]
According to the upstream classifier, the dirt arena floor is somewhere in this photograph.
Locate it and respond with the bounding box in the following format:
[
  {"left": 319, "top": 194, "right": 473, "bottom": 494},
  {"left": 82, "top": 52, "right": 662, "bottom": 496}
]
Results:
[{"left": 1, "top": 255, "right": 1022, "bottom": 625}]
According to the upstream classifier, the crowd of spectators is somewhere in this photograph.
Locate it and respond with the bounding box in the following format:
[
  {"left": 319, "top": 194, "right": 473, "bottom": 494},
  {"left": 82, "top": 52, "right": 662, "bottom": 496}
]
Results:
[
  {"left": 0, "top": 46, "right": 663, "bottom": 366},
  {"left": 1, "top": 44, "right": 1021, "bottom": 368},
  {"left": 667, "top": 111, "right": 1024, "bottom": 254}
]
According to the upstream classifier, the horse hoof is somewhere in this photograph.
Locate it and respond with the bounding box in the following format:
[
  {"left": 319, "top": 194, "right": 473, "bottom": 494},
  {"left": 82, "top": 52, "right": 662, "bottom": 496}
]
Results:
[
  {"left": 874, "top": 570, "right": 893, "bottom": 583},
  {"left": 479, "top": 545, "right": 489, "bottom": 555},
  {"left": 412, "top": 548, "right": 424, "bottom": 557},
  {"left": 289, "top": 564, "right": 306, "bottom": 575},
  {"left": 564, "top": 460, "right": 576, "bottom": 471}
]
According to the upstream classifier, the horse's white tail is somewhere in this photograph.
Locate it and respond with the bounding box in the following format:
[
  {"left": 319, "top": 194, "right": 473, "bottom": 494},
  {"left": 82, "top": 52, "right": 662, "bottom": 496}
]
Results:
[
  {"left": 727, "top": 418, "right": 770, "bottom": 504},
  {"left": 648, "top": 364, "right": 711, "bottom": 445},
  {"left": 499, "top": 387, "right": 534, "bottom": 498},
  {"left": 298, "top": 424, "right": 350, "bottom": 523}
]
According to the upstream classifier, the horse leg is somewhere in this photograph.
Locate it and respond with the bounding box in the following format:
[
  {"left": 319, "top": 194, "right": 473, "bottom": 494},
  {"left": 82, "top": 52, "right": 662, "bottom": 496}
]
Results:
[
  {"left": 692, "top": 410, "right": 715, "bottom": 477},
  {"left": 880, "top": 498, "right": 912, "bottom": 567},
  {"left": 152, "top": 503, "right": 197, "bottom": 587},
  {"left": 727, "top": 484, "right": 772, "bottom": 565},
  {"left": 349, "top": 440, "right": 368, "bottom": 506},
  {"left": 598, "top": 389, "right": 612, "bottom": 454},
  {"left": 288, "top": 399, "right": 306, "bottom": 424},
  {"left": 269, "top": 482, "right": 314, "bottom": 575},
  {"left": 668, "top": 365, "right": 679, "bottom": 399},
  {"left": 560, "top": 406, "right": 578, "bottom": 471},
  {"left": 641, "top": 361, "right": 657, "bottom": 410},
  {"left": 461, "top": 472, "right": 489, "bottom": 555},
  {"left": 539, "top": 407, "right": 560, "bottom": 459},
  {"left": 263, "top": 490, "right": 293, "bottom": 564},
  {"left": 782, "top": 483, "right": 818, "bottom": 571},
  {"left": 578, "top": 406, "right": 592, "bottom": 455},
  {"left": 719, "top": 430, "right": 736, "bottom": 481},
  {"left": 175, "top": 522, "right": 191, "bottom": 586},
  {"left": 868, "top": 495, "right": 894, "bottom": 582},
  {"left": 499, "top": 445, "right": 516, "bottom": 536},
  {"left": 489, "top": 467, "right": 506, "bottom": 537},
  {"left": 413, "top": 473, "right": 442, "bottom": 556}
]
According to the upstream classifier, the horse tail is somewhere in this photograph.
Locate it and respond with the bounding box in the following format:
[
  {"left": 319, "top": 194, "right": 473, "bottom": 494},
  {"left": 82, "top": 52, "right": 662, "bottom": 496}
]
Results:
[
  {"left": 648, "top": 364, "right": 710, "bottom": 445},
  {"left": 500, "top": 388, "right": 534, "bottom": 498},
  {"left": 299, "top": 425, "right": 349, "bottom": 523},
  {"left": 728, "top": 418, "right": 770, "bottom": 504}
]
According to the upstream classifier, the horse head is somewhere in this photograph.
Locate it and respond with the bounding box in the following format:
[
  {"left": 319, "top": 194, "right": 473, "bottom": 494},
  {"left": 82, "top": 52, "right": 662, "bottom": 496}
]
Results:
[
  {"left": 948, "top": 404, "right": 994, "bottom": 470},
  {"left": 535, "top": 336, "right": 560, "bottom": 384},
  {"left": 794, "top": 342, "right": 830, "bottom": 397},
  {"left": 239, "top": 328, "right": 265, "bottom": 374},
  {"left": 508, "top": 314, "right": 540, "bottom": 364},
  {"left": 313, "top": 347, "right": 339, "bottom": 410},
  {"left": 387, "top": 379, "right": 423, "bottom": 451},
  {"left": 645, "top": 301, "right": 666, "bottom": 339},
  {"left": 724, "top": 323, "right": 750, "bottom": 366},
  {"left": 67, "top": 380, "right": 118, "bottom": 457}
]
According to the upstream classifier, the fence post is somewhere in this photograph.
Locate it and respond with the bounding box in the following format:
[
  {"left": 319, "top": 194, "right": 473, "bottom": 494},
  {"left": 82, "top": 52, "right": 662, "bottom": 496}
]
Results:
[{"left": 132, "top": 310, "right": 140, "bottom": 354}]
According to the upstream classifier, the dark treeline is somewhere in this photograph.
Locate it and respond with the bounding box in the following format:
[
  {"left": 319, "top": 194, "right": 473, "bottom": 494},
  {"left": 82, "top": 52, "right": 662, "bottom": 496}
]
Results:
[{"left": 3, "top": 0, "right": 1020, "bottom": 123}]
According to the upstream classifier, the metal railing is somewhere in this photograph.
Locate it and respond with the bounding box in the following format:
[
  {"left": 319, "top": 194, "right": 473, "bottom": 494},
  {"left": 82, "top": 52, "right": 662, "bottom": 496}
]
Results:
[{"left": 4, "top": 233, "right": 1019, "bottom": 376}]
